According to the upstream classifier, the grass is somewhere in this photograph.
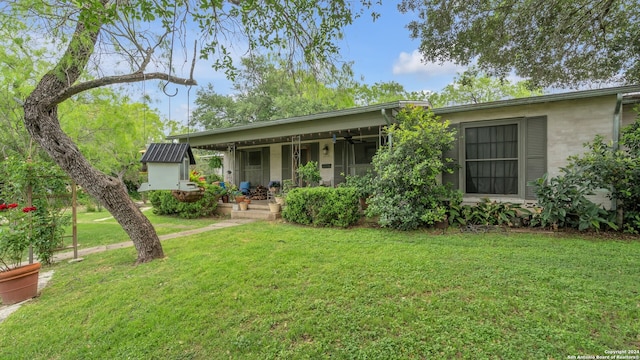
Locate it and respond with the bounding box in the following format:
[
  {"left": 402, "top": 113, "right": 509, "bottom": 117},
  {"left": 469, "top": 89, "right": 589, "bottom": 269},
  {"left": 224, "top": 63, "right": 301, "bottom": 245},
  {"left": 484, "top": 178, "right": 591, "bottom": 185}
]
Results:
[
  {"left": 1, "top": 222, "right": 639, "bottom": 359},
  {"left": 62, "top": 208, "right": 222, "bottom": 249}
]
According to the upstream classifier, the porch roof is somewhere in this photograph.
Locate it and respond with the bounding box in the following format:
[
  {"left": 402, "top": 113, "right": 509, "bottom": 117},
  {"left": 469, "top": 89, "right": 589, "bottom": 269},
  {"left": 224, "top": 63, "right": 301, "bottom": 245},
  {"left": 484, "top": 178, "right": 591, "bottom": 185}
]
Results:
[
  {"left": 168, "top": 85, "right": 640, "bottom": 151},
  {"left": 168, "top": 100, "right": 429, "bottom": 150}
]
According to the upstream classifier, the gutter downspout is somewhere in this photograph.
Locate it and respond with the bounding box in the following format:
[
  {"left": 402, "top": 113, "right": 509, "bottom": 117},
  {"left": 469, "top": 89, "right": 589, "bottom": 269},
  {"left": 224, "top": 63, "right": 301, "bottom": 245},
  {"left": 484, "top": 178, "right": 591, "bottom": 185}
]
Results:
[{"left": 612, "top": 93, "right": 623, "bottom": 226}]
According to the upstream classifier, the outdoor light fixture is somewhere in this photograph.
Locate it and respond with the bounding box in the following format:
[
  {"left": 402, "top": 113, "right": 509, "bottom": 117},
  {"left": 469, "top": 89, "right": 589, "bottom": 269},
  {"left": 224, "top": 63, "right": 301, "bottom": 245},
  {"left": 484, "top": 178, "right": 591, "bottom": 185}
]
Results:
[{"left": 322, "top": 145, "right": 329, "bottom": 155}]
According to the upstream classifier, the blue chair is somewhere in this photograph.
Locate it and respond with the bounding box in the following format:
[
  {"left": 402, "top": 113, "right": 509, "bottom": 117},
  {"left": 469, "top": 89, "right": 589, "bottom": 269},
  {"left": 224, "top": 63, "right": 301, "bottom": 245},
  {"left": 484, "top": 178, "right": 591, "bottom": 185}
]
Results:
[{"left": 239, "top": 181, "right": 251, "bottom": 195}]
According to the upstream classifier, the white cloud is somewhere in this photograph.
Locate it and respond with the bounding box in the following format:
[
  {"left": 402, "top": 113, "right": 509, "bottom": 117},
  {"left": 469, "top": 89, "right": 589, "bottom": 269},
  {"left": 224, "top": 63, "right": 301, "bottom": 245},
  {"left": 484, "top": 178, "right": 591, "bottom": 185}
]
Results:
[{"left": 392, "top": 50, "right": 466, "bottom": 76}]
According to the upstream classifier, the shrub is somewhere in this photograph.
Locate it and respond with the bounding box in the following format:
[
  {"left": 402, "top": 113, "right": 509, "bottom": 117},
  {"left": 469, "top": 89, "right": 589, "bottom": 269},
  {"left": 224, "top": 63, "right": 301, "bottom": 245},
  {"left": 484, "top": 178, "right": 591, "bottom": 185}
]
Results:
[
  {"left": 341, "top": 172, "right": 375, "bottom": 200},
  {"left": 366, "top": 106, "right": 460, "bottom": 230},
  {"left": 447, "top": 198, "right": 530, "bottom": 228},
  {"left": 296, "top": 161, "right": 322, "bottom": 186},
  {"left": 0, "top": 156, "right": 71, "bottom": 265},
  {"left": 282, "top": 187, "right": 360, "bottom": 228},
  {"left": 529, "top": 169, "right": 616, "bottom": 231},
  {"left": 148, "top": 185, "right": 221, "bottom": 219},
  {"left": 565, "top": 115, "right": 640, "bottom": 233}
]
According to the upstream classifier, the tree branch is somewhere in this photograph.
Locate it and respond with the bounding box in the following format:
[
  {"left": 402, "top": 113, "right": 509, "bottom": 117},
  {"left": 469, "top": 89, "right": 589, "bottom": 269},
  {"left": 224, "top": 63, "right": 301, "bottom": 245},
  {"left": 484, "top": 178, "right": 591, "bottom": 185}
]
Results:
[{"left": 49, "top": 72, "right": 197, "bottom": 106}]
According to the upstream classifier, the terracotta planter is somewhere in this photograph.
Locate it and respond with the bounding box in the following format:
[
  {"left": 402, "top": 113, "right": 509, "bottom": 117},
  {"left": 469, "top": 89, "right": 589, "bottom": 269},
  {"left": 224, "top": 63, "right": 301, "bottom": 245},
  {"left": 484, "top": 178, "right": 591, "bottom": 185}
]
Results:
[
  {"left": 235, "top": 195, "right": 246, "bottom": 203},
  {"left": 0, "top": 262, "right": 41, "bottom": 305},
  {"left": 268, "top": 203, "right": 281, "bottom": 213},
  {"left": 239, "top": 201, "right": 248, "bottom": 211},
  {"left": 275, "top": 197, "right": 285, "bottom": 206}
]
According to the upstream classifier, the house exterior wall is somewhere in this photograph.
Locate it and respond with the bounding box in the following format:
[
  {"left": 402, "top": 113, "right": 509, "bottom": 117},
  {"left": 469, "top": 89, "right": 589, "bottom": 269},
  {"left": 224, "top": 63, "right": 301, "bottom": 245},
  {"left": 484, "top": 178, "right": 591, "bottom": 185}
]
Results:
[
  {"left": 438, "top": 95, "right": 618, "bottom": 205},
  {"left": 318, "top": 139, "right": 334, "bottom": 186},
  {"left": 269, "top": 144, "right": 283, "bottom": 182}
]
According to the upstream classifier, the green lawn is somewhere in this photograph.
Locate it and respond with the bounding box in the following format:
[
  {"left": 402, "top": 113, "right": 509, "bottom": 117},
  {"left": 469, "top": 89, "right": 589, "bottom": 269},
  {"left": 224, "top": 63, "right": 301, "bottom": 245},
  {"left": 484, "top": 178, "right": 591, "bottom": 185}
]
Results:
[
  {"left": 1, "top": 222, "right": 638, "bottom": 359},
  {"left": 63, "top": 209, "right": 222, "bottom": 249}
]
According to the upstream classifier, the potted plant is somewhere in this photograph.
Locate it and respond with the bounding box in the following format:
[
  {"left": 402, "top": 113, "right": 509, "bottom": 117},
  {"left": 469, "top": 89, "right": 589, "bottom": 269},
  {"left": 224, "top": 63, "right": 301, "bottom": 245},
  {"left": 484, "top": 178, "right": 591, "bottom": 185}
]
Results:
[
  {"left": 268, "top": 181, "right": 281, "bottom": 194},
  {"left": 0, "top": 202, "right": 41, "bottom": 305},
  {"left": 268, "top": 199, "right": 281, "bottom": 213}
]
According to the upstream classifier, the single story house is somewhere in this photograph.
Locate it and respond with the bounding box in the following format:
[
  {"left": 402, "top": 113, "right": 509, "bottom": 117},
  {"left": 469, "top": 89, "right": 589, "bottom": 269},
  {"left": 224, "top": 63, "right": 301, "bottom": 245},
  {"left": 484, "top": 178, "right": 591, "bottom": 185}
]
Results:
[{"left": 168, "top": 85, "right": 640, "bottom": 205}]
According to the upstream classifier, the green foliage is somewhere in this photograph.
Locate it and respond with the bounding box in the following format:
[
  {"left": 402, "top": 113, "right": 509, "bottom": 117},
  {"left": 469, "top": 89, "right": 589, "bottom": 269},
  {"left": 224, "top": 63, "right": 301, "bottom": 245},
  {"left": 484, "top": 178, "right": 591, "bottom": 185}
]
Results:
[
  {"left": 59, "top": 88, "right": 166, "bottom": 189},
  {"left": 193, "top": 55, "right": 357, "bottom": 128},
  {"left": 529, "top": 171, "right": 616, "bottom": 231},
  {"left": 429, "top": 66, "right": 543, "bottom": 107},
  {"left": 282, "top": 187, "right": 360, "bottom": 228},
  {"left": 296, "top": 161, "right": 322, "bottom": 186},
  {"left": 0, "top": 156, "right": 71, "bottom": 266},
  {"left": 340, "top": 172, "right": 375, "bottom": 199},
  {"left": 399, "top": 0, "right": 640, "bottom": 87},
  {"left": 148, "top": 186, "right": 221, "bottom": 219},
  {"left": 367, "top": 106, "right": 460, "bottom": 230},
  {"left": 565, "top": 115, "right": 640, "bottom": 233},
  {"left": 529, "top": 113, "right": 640, "bottom": 233},
  {"left": 447, "top": 198, "right": 530, "bottom": 227}
]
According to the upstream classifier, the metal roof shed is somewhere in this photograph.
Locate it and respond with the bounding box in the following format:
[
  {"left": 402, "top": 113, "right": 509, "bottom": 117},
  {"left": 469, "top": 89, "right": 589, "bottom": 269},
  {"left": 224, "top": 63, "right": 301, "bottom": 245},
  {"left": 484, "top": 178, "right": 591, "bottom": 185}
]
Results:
[{"left": 138, "top": 143, "right": 200, "bottom": 192}]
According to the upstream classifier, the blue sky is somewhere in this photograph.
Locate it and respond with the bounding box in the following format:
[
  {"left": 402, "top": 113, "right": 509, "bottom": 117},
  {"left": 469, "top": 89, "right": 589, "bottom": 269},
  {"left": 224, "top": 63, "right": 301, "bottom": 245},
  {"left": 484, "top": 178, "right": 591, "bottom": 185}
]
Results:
[{"left": 149, "top": 3, "right": 468, "bottom": 127}]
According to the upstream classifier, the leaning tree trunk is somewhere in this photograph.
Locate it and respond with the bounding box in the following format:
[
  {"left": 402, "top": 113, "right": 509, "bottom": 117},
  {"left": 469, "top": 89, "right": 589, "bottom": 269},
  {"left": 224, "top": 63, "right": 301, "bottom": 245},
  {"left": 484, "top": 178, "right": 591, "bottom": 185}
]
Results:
[{"left": 23, "top": 5, "right": 164, "bottom": 263}]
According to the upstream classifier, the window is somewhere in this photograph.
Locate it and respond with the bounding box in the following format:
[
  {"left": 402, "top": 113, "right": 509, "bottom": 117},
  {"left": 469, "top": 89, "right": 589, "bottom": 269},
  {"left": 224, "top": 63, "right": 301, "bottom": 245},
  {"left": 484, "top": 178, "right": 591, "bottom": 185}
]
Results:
[
  {"left": 465, "top": 124, "right": 519, "bottom": 194},
  {"left": 442, "top": 116, "right": 546, "bottom": 200},
  {"left": 248, "top": 151, "right": 261, "bottom": 166}
]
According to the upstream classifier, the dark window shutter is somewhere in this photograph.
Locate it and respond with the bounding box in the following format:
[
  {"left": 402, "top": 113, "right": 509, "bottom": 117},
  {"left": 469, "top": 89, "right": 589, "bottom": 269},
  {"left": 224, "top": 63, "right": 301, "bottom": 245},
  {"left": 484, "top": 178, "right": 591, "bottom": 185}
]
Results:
[
  {"left": 262, "top": 147, "right": 270, "bottom": 185},
  {"left": 282, "top": 144, "right": 292, "bottom": 181},
  {"left": 333, "top": 141, "right": 346, "bottom": 184},
  {"left": 442, "top": 123, "right": 460, "bottom": 190},
  {"left": 525, "top": 116, "right": 547, "bottom": 200}
]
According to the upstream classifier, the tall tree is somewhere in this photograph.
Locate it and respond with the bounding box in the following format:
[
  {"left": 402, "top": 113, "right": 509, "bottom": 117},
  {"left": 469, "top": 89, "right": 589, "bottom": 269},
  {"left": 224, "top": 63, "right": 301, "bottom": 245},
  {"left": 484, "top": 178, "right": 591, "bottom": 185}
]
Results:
[
  {"left": 192, "top": 55, "right": 357, "bottom": 129},
  {"left": 4, "top": 0, "right": 378, "bottom": 264},
  {"left": 354, "top": 81, "right": 414, "bottom": 106},
  {"left": 429, "top": 67, "right": 543, "bottom": 107},
  {"left": 399, "top": 0, "right": 640, "bottom": 87}
]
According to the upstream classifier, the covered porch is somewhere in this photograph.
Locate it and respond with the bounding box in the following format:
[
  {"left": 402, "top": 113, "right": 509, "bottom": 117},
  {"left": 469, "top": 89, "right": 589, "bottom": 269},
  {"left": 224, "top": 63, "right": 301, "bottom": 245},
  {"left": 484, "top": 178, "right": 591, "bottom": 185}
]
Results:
[{"left": 168, "top": 101, "right": 429, "bottom": 191}]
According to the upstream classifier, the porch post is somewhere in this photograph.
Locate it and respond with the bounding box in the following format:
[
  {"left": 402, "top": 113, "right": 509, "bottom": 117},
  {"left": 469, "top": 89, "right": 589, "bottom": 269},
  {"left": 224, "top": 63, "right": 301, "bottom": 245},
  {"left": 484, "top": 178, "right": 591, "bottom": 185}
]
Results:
[{"left": 292, "top": 135, "right": 301, "bottom": 186}]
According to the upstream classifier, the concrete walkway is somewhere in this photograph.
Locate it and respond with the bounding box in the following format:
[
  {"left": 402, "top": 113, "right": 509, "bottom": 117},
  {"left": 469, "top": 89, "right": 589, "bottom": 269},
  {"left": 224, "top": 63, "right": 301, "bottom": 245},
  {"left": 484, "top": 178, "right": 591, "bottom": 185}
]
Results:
[{"left": 0, "top": 218, "right": 256, "bottom": 323}]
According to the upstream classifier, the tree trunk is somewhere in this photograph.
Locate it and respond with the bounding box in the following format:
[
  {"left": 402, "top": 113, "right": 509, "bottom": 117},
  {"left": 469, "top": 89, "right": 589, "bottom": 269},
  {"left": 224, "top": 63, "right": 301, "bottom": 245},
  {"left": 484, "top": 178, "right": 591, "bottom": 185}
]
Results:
[
  {"left": 24, "top": 102, "right": 164, "bottom": 263},
  {"left": 22, "top": 4, "right": 164, "bottom": 264}
]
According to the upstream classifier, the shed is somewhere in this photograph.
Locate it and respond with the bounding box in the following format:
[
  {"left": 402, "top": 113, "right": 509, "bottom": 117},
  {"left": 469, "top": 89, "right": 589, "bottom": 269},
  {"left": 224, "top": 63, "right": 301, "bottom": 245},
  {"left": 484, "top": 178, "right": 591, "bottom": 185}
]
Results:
[{"left": 138, "top": 143, "right": 200, "bottom": 192}]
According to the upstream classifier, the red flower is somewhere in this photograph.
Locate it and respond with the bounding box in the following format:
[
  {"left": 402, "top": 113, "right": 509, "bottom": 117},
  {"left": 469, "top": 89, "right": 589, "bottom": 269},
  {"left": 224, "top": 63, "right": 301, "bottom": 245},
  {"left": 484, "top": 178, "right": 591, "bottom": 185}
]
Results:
[
  {"left": 0, "top": 204, "right": 6, "bottom": 211},
  {"left": 22, "top": 206, "right": 37, "bottom": 213},
  {"left": 7, "top": 203, "right": 18, "bottom": 209}
]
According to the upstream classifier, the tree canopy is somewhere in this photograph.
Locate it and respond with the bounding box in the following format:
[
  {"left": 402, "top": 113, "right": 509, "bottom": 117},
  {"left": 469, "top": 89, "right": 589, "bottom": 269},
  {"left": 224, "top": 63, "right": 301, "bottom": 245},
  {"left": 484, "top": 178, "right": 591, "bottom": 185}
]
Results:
[
  {"left": 399, "top": 0, "right": 640, "bottom": 87},
  {"left": 192, "top": 55, "right": 357, "bottom": 129},
  {"left": 429, "top": 67, "right": 543, "bottom": 107},
  {"left": 192, "top": 54, "right": 418, "bottom": 129}
]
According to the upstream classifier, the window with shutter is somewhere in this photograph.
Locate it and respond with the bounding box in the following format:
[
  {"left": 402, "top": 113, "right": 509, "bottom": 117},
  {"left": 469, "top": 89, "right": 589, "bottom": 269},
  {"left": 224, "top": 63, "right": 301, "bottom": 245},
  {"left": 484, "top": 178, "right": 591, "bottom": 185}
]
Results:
[{"left": 446, "top": 116, "right": 547, "bottom": 199}]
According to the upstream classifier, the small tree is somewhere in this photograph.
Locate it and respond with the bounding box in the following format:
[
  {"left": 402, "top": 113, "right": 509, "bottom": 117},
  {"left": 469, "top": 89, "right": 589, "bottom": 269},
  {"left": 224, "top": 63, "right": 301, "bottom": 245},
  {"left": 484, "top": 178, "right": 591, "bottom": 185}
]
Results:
[
  {"left": 367, "top": 106, "right": 459, "bottom": 230},
  {"left": 297, "top": 161, "right": 322, "bottom": 187}
]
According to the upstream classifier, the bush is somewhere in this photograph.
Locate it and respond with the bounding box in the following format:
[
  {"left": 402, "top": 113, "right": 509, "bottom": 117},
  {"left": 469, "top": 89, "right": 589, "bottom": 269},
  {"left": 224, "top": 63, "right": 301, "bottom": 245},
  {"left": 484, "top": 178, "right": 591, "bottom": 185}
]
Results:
[
  {"left": 566, "top": 115, "right": 640, "bottom": 233},
  {"left": 529, "top": 169, "right": 616, "bottom": 231},
  {"left": 296, "top": 161, "right": 322, "bottom": 186},
  {"left": 282, "top": 187, "right": 360, "bottom": 228},
  {"left": 367, "top": 106, "right": 460, "bottom": 230},
  {"left": 148, "top": 185, "right": 221, "bottom": 219},
  {"left": 447, "top": 198, "right": 530, "bottom": 228}
]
